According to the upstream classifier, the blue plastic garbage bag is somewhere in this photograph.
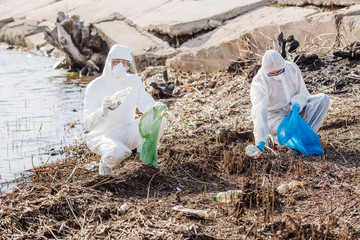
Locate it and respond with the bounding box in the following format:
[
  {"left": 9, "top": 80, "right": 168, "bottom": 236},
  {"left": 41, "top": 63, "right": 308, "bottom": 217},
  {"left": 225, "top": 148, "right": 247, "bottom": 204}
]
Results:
[
  {"left": 138, "top": 105, "right": 167, "bottom": 168},
  {"left": 277, "top": 107, "right": 324, "bottom": 156}
]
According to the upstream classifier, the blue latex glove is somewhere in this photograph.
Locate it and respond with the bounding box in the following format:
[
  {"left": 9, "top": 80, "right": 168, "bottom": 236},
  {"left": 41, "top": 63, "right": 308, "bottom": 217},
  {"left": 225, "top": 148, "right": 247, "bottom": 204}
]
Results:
[
  {"left": 292, "top": 103, "right": 300, "bottom": 113},
  {"left": 256, "top": 141, "right": 266, "bottom": 152}
]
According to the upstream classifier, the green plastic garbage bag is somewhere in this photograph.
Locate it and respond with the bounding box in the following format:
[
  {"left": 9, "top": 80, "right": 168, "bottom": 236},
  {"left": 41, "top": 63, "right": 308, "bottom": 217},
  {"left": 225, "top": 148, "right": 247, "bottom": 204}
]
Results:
[{"left": 138, "top": 105, "right": 167, "bottom": 167}]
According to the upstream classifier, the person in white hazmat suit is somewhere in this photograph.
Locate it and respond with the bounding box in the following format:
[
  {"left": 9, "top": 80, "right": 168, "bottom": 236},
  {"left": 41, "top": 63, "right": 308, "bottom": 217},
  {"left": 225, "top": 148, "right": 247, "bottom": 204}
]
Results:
[
  {"left": 250, "top": 50, "right": 331, "bottom": 154},
  {"left": 84, "top": 44, "right": 165, "bottom": 175}
]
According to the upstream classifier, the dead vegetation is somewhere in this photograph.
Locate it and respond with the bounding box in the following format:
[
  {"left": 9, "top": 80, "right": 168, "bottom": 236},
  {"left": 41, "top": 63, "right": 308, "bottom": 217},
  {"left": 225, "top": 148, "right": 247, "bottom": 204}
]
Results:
[{"left": 1, "top": 51, "right": 360, "bottom": 239}]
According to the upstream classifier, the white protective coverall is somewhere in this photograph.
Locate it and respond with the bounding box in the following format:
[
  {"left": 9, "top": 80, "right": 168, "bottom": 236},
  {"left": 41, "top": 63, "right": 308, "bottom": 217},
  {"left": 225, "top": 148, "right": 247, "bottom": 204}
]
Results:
[
  {"left": 250, "top": 50, "right": 331, "bottom": 146},
  {"left": 83, "top": 45, "right": 163, "bottom": 171}
]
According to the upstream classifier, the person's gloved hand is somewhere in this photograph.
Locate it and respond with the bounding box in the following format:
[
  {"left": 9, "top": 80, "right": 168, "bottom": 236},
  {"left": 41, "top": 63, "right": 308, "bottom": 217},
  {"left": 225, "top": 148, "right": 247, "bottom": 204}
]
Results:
[
  {"left": 256, "top": 141, "right": 266, "bottom": 152},
  {"left": 292, "top": 103, "right": 300, "bottom": 113},
  {"left": 102, "top": 96, "right": 112, "bottom": 114}
]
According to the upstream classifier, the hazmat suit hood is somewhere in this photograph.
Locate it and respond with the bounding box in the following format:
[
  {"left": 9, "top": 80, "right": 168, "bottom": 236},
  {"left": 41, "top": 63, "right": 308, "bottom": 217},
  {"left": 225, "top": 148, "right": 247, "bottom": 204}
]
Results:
[
  {"left": 103, "top": 44, "right": 133, "bottom": 79},
  {"left": 261, "top": 50, "right": 286, "bottom": 74}
]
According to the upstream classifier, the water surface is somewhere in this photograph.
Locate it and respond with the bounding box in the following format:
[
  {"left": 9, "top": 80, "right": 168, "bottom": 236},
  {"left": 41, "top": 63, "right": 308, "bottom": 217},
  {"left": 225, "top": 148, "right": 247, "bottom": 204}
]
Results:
[{"left": 0, "top": 46, "right": 90, "bottom": 191}]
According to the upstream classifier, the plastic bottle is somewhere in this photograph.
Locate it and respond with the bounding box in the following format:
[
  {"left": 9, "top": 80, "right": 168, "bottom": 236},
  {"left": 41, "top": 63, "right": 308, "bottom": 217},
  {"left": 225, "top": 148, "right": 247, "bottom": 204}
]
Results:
[
  {"left": 245, "top": 144, "right": 262, "bottom": 157},
  {"left": 117, "top": 203, "right": 130, "bottom": 215},
  {"left": 109, "top": 87, "right": 132, "bottom": 110},
  {"left": 172, "top": 205, "right": 209, "bottom": 218},
  {"left": 277, "top": 180, "right": 306, "bottom": 194},
  {"left": 213, "top": 190, "right": 243, "bottom": 203}
]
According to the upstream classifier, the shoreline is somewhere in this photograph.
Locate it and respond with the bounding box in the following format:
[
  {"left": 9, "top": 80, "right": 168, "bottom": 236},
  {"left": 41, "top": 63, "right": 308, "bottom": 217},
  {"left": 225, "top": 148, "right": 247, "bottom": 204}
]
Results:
[
  {"left": 1, "top": 2, "right": 360, "bottom": 73},
  {"left": 0, "top": 57, "right": 359, "bottom": 238},
  {"left": 1, "top": 1, "right": 360, "bottom": 238}
]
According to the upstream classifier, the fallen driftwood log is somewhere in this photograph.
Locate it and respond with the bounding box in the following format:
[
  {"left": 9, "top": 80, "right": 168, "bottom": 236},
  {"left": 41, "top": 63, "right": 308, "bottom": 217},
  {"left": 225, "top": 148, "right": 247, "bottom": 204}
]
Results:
[{"left": 45, "top": 12, "right": 109, "bottom": 76}]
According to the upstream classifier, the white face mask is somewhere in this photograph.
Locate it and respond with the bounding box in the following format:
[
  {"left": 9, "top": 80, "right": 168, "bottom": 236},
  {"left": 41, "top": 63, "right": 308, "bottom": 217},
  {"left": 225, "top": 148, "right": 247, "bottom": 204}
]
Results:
[{"left": 112, "top": 63, "right": 127, "bottom": 78}]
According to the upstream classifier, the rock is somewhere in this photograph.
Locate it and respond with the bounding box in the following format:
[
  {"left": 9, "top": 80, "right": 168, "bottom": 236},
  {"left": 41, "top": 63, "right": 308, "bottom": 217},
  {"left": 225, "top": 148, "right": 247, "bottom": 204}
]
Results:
[
  {"left": 0, "top": 17, "right": 14, "bottom": 24},
  {"left": 0, "top": 17, "right": 14, "bottom": 29},
  {"left": 167, "top": 5, "right": 360, "bottom": 73},
  {"left": 38, "top": 43, "right": 55, "bottom": 56},
  {"left": 277, "top": 0, "right": 359, "bottom": 7},
  {"left": 24, "top": 32, "right": 47, "bottom": 50},
  {"left": 167, "top": 6, "right": 319, "bottom": 73},
  {"left": 95, "top": 20, "right": 175, "bottom": 72},
  {"left": 133, "top": 0, "right": 267, "bottom": 36},
  {"left": 0, "top": 19, "right": 45, "bottom": 46},
  {"left": 37, "top": 20, "right": 55, "bottom": 29},
  {"left": 208, "top": 19, "right": 223, "bottom": 28},
  {"left": 336, "top": 5, "right": 360, "bottom": 46},
  {"left": 0, "top": 0, "right": 267, "bottom": 38}
]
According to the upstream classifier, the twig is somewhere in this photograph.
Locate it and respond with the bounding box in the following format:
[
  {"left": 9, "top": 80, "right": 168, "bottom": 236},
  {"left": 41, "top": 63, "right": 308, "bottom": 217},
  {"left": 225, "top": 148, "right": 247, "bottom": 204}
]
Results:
[
  {"left": 66, "top": 197, "right": 81, "bottom": 227},
  {"left": 265, "top": 146, "right": 278, "bottom": 156},
  {"left": 329, "top": 143, "right": 348, "bottom": 163},
  {"left": 66, "top": 165, "right": 79, "bottom": 183},
  {"left": 90, "top": 177, "right": 115, "bottom": 188},
  {"left": 147, "top": 172, "right": 159, "bottom": 203},
  {"left": 47, "top": 227, "right": 59, "bottom": 240}
]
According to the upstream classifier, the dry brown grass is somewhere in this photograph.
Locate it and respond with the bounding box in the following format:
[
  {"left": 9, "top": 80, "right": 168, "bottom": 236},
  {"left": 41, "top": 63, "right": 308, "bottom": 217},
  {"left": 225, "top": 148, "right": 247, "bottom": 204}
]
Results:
[{"left": 0, "top": 55, "right": 360, "bottom": 239}]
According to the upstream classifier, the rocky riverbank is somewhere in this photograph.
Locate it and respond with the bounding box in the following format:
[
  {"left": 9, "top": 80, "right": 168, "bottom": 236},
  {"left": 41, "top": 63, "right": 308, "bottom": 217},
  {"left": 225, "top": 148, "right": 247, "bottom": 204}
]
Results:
[
  {"left": 1, "top": 0, "right": 360, "bottom": 73},
  {"left": 1, "top": 0, "right": 360, "bottom": 239}
]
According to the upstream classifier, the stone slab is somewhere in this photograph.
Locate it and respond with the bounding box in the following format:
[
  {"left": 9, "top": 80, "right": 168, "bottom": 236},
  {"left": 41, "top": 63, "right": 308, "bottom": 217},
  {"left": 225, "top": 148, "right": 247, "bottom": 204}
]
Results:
[
  {"left": 95, "top": 20, "right": 175, "bottom": 72},
  {"left": 131, "top": 0, "right": 268, "bottom": 36},
  {"left": 168, "top": 4, "right": 360, "bottom": 73},
  {"left": 277, "top": 0, "right": 359, "bottom": 6},
  {"left": 336, "top": 4, "right": 360, "bottom": 46},
  {"left": 0, "top": 0, "right": 267, "bottom": 36},
  {"left": 0, "top": 19, "right": 43, "bottom": 46},
  {"left": 24, "top": 32, "right": 48, "bottom": 51},
  {"left": 167, "top": 6, "right": 320, "bottom": 72}
]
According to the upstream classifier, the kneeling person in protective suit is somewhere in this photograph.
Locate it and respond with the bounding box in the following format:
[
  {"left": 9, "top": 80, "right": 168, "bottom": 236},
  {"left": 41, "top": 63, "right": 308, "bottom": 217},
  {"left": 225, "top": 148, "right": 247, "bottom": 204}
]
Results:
[
  {"left": 250, "top": 50, "right": 331, "bottom": 153},
  {"left": 84, "top": 45, "right": 166, "bottom": 175}
]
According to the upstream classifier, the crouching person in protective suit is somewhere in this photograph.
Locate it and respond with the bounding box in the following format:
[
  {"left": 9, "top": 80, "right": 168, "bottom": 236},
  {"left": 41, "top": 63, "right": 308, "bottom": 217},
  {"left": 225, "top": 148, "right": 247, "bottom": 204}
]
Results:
[
  {"left": 83, "top": 44, "right": 166, "bottom": 175},
  {"left": 250, "top": 50, "right": 331, "bottom": 154}
]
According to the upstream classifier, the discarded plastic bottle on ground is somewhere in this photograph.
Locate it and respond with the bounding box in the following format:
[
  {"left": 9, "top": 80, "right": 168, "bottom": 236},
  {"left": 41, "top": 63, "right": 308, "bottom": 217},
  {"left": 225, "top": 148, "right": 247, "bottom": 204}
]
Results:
[
  {"left": 277, "top": 180, "right": 306, "bottom": 194},
  {"left": 109, "top": 87, "right": 132, "bottom": 110},
  {"left": 245, "top": 144, "right": 262, "bottom": 157},
  {"left": 213, "top": 190, "right": 243, "bottom": 203},
  {"left": 172, "top": 205, "right": 208, "bottom": 218},
  {"left": 117, "top": 203, "right": 130, "bottom": 215}
]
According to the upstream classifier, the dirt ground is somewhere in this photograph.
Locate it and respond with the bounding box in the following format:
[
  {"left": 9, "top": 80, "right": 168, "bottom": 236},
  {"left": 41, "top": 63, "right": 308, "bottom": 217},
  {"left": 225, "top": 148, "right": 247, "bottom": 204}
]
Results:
[{"left": 0, "top": 54, "right": 360, "bottom": 239}]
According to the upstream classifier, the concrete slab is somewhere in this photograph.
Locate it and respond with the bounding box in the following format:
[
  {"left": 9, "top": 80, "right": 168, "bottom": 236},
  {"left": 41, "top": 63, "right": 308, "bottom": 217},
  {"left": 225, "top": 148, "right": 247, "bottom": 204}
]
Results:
[
  {"left": 336, "top": 4, "right": 360, "bottom": 46},
  {"left": 132, "top": 0, "right": 268, "bottom": 36},
  {"left": 167, "top": 6, "right": 319, "bottom": 72},
  {"left": 95, "top": 20, "right": 175, "bottom": 72},
  {"left": 24, "top": 32, "right": 47, "bottom": 50},
  {"left": 0, "top": 0, "right": 267, "bottom": 36},
  {"left": 0, "top": 0, "right": 55, "bottom": 20},
  {"left": 0, "top": 19, "right": 43, "bottom": 46},
  {"left": 0, "top": 0, "right": 178, "bottom": 71},
  {"left": 168, "top": 4, "right": 360, "bottom": 73},
  {"left": 277, "top": 0, "right": 359, "bottom": 6}
]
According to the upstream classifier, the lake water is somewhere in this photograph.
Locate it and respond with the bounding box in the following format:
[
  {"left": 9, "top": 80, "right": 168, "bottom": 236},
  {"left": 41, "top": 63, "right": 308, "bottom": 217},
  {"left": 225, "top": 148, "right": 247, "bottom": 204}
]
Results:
[{"left": 0, "top": 46, "right": 90, "bottom": 192}]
